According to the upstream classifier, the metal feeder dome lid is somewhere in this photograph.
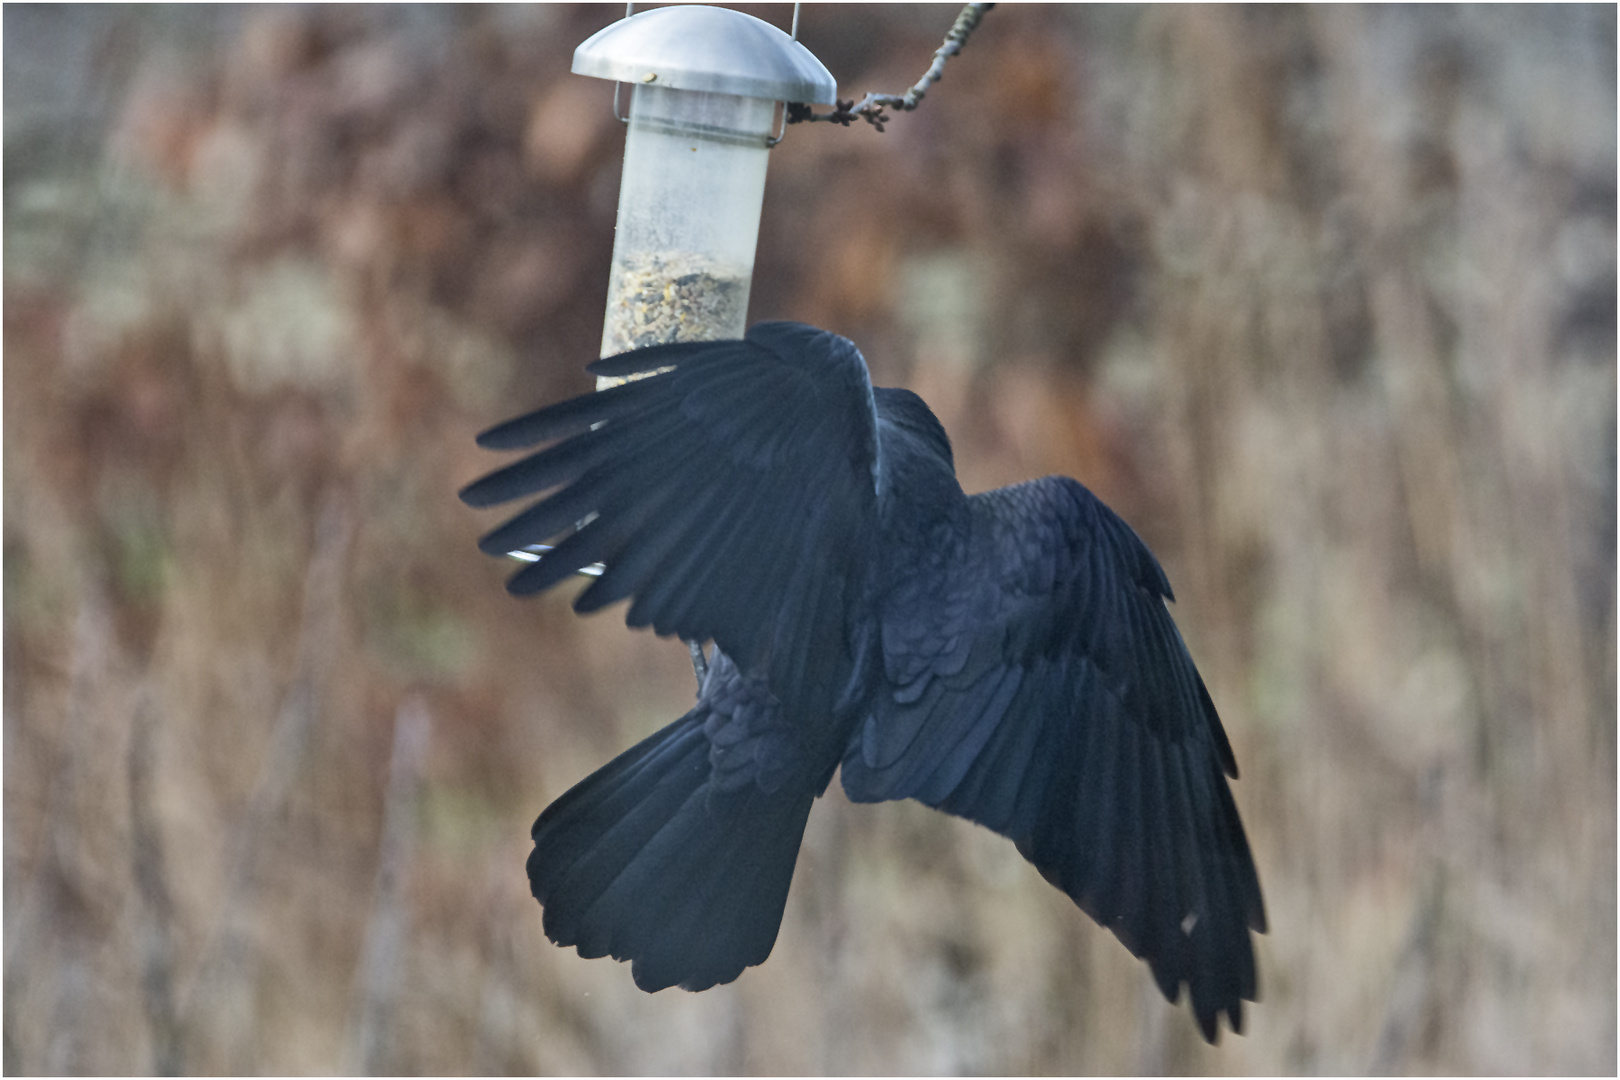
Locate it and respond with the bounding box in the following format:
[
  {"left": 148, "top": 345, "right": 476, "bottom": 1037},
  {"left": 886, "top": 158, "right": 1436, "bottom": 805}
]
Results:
[{"left": 573, "top": 5, "right": 837, "bottom": 105}]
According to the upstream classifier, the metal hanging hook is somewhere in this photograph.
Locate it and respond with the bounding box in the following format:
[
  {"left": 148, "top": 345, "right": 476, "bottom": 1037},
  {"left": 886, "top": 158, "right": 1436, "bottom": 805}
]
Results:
[
  {"left": 611, "top": 1, "right": 636, "bottom": 125},
  {"left": 771, "top": 4, "right": 803, "bottom": 145}
]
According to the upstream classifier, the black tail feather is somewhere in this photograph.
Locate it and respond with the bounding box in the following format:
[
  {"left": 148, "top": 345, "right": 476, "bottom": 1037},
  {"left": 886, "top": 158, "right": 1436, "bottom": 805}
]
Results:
[{"left": 528, "top": 709, "right": 816, "bottom": 992}]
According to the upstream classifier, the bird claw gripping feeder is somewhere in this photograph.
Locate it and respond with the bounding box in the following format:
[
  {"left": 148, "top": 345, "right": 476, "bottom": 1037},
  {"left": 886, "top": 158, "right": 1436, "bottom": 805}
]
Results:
[{"left": 574, "top": 5, "right": 837, "bottom": 376}]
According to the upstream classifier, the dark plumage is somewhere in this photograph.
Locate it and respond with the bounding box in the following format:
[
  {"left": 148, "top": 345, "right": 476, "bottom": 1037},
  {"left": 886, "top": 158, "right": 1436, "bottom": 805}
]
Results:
[{"left": 460, "top": 321, "right": 1266, "bottom": 1041}]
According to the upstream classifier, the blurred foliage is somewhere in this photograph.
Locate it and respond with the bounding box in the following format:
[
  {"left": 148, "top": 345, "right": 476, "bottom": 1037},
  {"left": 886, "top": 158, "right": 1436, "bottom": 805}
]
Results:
[{"left": 4, "top": 3, "right": 1615, "bottom": 1074}]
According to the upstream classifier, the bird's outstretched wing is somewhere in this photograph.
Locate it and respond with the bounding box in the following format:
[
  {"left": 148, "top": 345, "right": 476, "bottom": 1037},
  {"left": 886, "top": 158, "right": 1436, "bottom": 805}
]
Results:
[
  {"left": 460, "top": 322, "right": 881, "bottom": 710},
  {"left": 841, "top": 475, "right": 1266, "bottom": 1042}
]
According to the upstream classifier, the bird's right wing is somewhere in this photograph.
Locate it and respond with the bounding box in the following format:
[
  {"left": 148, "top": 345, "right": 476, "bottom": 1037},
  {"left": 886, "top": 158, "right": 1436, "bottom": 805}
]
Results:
[
  {"left": 460, "top": 322, "right": 881, "bottom": 709},
  {"left": 841, "top": 475, "right": 1265, "bottom": 1042}
]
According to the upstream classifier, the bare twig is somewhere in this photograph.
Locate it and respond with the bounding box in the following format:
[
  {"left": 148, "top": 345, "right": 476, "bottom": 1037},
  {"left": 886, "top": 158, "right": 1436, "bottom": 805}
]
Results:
[
  {"left": 128, "top": 687, "right": 183, "bottom": 1076},
  {"left": 180, "top": 491, "right": 355, "bottom": 1059},
  {"left": 5, "top": 585, "right": 120, "bottom": 1073},
  {"left": 351, "top": 695, "right": 432, "bottom": 1075},
  {"left": 787, "top": 3, "right": 994, "bottom": 133},
  {"left": 1368, "top": 865, "right": 1446, "bottom": 1073}
]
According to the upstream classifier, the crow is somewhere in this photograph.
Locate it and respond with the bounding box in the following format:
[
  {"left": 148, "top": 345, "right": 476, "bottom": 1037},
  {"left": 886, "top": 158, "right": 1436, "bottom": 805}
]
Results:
[{"left": 459, "top": 321, "right": 1266, "bottom": 1042}]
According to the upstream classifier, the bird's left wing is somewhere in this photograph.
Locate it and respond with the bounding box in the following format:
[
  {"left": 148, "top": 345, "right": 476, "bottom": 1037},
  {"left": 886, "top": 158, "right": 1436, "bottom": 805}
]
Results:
[
  {"left": 841, "top": 475, "right": 1266, "bottom": 1042},
  {"left": 460, "top": 322, "right": 881, "bottom": 707}
]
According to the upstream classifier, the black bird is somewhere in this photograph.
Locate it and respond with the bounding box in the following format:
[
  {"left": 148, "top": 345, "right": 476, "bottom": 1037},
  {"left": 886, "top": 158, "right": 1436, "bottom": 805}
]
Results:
[{"left": 460, "top": 321, "right": 1266, "bottom": 1042}]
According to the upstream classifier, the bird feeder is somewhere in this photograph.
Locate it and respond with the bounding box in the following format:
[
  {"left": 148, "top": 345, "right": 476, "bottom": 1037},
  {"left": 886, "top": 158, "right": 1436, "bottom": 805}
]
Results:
[{"left": 573, "top": 5, "right": 837, "bottom": 371}]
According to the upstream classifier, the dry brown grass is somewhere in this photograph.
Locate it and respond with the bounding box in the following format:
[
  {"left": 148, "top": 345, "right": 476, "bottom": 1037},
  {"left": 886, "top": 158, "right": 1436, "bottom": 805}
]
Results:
[{"left": 5, "top": 4, "right": 1614, "bottom": 1074}]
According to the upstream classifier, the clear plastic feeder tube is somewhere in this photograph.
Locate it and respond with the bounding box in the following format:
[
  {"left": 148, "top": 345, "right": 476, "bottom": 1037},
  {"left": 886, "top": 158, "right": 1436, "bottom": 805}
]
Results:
[{"left": 600, "top": 83, "right": 776, "bottom": 361}]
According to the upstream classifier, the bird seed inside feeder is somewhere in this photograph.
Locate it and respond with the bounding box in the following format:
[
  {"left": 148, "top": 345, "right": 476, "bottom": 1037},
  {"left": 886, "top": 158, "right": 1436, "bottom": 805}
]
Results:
[{"left": 598, "top": 250, "right": 750, "bottom": 387}]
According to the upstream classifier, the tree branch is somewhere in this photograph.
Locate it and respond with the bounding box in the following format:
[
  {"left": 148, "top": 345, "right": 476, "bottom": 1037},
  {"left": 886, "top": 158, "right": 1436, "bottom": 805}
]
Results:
[{"left": 787, "top": 3, "right": 995, "bottom": 133}]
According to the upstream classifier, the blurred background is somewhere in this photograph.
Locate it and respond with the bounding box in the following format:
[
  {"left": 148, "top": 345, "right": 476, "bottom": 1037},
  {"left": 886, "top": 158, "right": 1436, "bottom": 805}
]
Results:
[{"left": 4, "top": 3, "right": 1614, "bottom": 1074}]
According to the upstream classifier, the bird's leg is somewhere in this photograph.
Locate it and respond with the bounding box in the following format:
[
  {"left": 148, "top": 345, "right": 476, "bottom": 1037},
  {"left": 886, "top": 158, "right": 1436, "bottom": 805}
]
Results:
[{"left": 686, "top": 639, "right": 709, "bottom": 688}]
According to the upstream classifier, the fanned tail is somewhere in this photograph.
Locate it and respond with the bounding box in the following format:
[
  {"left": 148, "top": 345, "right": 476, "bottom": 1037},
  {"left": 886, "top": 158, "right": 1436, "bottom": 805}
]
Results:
[{"left": 528, "top": 707, "right": 817, "bottom": 992}]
